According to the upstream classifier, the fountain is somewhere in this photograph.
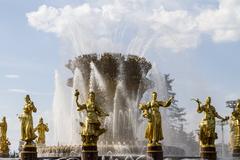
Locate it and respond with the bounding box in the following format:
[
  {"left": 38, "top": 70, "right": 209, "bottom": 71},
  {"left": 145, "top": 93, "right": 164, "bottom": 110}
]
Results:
[
  {"left": 67, "top": 54, "right": 152, "bottom": 143},
  {"left": 39, "top": 53, "right": 186, "bottom": 159},
  {"left": 66, "top": 53, "right": 152, "bottom": 149}
]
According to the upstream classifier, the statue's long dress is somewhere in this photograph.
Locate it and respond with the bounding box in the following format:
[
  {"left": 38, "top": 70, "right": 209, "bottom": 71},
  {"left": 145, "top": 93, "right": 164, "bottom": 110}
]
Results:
[
  {"left": 232, "top": 111, "right": 240, "bottom": 147},
  {"left": 145, "top": 102, "right": 163, "bottom": 143},
  {"left": 25, "top": 114, "right": 34, "bottom": 141},
  {"left": 84, "top": 102, "right": 101, "bottom": 136},
  {"left": 145, "top": 121, "right": 153, "bottom": 141},
  {"left": 20, "top": 114, "right": 27, "bottom": 141},
  {"left": 236, "top": 119, "right": 240, "bottom": 146},
  {"left": 153, "top": 107, "right": 163, "bottom": 142},
  {"left": 0, "top": 121, "right": 7, "bottom": 140},
  {"left": 199, "top": 105, "right": 217, "bottom": 145},
  {"left": 22, "top": 104, "right": 37, "bottom": 141}
]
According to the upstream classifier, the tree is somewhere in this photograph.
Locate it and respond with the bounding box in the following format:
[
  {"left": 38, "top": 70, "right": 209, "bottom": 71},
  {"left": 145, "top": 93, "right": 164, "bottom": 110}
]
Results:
[
  {"left": 164, "top": 74, "right": 186, "bottom": 130},
  {"left": 164, "top": 74, "right": 199, "bottom": 156}
]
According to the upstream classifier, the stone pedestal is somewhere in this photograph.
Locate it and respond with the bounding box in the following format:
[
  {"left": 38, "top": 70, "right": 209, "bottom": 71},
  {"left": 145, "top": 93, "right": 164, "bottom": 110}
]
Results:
[
  {"left": 20, "top": 144, "right": 37, "bottom": 160},
  {"left": 147, "top": 144, "right": 163, "bottom": 160},
  {"left": 233, "top": 146, "right": 240, "bottom": 157},
  {"left": 81, "top": 145, "right": 98, "bottom": 160},
  {"left": 0, "top": 152, "right": 9, "bottom": 158},
  {"left": 200, "top": 146, "right": 216, "bottom": 160}
]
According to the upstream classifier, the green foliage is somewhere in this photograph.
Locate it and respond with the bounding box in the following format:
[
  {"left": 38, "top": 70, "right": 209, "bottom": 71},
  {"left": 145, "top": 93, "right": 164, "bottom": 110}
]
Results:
[
  {"left": 164, "top": 74, "right": 186, "bottom": 130},
  {"left": 164, "top": 74, "right": 199, "bottom": 155}
]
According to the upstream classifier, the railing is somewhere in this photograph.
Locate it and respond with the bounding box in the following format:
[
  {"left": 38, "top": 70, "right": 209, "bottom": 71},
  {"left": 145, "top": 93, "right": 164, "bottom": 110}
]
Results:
[
  {"left": 36, "top": 156, "right": 202, "bottom": 160},
  {"left": 5, "top": 156, "right": 236, "bottom": 160}
]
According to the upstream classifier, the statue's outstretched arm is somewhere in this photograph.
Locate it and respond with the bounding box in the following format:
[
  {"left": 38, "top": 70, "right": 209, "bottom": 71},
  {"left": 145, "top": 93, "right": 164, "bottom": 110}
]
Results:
[
  {"left": 215, "top": 110, "right": 228, "bottom": 121},
  {"left": 74, "top": 89, "right": 86, "bottom": 111},
  {"left": 18, "top": 114, "right": 24, "bottom": 120},
  {"left": 197, "top": 105, "right": 204, "bottom": 113},
  {"left": 160, "top": 96, "right": 173, "bottom": 108},
  {"left": 45, "top": 124, "right": 49, "bottom": 132},
  {"left": 31, "top": 102, "right": 37, "bottom": 113},
  {"left": 193, "top": 99, "right": 203, "bottom": 113},
  {"left": 77, "top": 104, "right": 86, "bottom": 111}
]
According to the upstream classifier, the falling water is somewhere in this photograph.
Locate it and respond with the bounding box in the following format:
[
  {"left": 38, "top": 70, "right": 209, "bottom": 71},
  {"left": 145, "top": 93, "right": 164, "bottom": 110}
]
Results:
[
  {"left": 52, "top": 71, "right": 72, "bottom": 144},
  {"left": 89, "top": 62, "right": 96, "bottom": 91},
  {"left": 89, "top": 61, "right": 107, "bottom": 93},
  {"left": 70, "top": 68, "right": 87, "bottom": 145},
  {"left": 52, "top": 54, "right": 170, "bottom": 154},
  {"left": 112, "top": 80, "right": 125, "bottom": 140},
  {"left": 142, "top": 63, "right": 168, "bottom": 100},
  {"left": 73, "top": 68, "right": 87, "bottom": 101}
]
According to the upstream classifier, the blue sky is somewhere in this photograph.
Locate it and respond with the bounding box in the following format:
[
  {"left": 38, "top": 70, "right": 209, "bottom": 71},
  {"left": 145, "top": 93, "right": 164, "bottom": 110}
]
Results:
[
  {"left": 1, "top": 0, "right": 240, "bottom": 151},
  {"left": 0, "top": 1, "right": 62, "bottom": 151}
]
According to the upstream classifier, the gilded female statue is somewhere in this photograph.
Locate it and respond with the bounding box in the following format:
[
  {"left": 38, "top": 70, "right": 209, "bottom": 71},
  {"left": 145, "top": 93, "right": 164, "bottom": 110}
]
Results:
[
  {"left": 230, "top": 99, "right": 240, "bottom": 148},
  {"left": 0, "top": 116, "right": 10, "bottom": 155},
  {"left": 74, "top": 90, "right": 109, "bottom": 145},
  {"left": 0, "top": 117, "right": 7, "bottom": 140},
  {"left": 193, "top": 96, "right": 228, "bottom": 147},
  {"left": 18, "top": 95, "right": 37, "bottom": 143},
  {"left": 139, "top": 92, "right": 173, "bottom": 145},
  {"left": 34, "top": 117, "right": 49, "bottom": 145},
  {"left": 0, "top": 138, "right": 10, "bottom": 154}
]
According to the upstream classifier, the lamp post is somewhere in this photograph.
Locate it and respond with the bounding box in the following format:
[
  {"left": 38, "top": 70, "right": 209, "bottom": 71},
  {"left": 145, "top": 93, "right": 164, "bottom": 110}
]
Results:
[{"left": 226, "top": 100, "right": 237, "bottom": 110}]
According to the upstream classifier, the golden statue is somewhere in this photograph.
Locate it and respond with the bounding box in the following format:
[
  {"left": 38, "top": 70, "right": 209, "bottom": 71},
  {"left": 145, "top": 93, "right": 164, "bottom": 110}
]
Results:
[
  {"left": 230, "top": 99, "right": 240, "bottom": 149},
  {"left": 0, "top": 117, "right": 10, "bottom": 156},
  {"left": 0, "top": 138, "right": 10, "bottom": 154},
  {"left": 193, "top": 96, "right": 228, "bottom": 147},
  {"left": 0, "top": 117, "right": 7, "bottom": 140},
  {"left": 34, "top": 117, "right": 49, "bottom": 145},
  {"left": 75, "top": 89, "right": 109, "bottom": 146},
  {"left": 139, "top": 92, "right": 173, "bottom": 145},
  {"left": 18, "top": 95, "right": 37, "bottom": 143}
]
